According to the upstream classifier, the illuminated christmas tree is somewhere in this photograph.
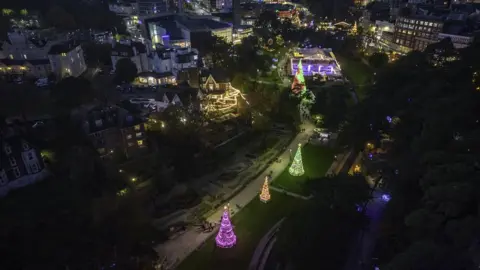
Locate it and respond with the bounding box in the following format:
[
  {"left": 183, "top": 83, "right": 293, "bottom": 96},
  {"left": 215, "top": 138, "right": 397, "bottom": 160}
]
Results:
[
  {"left": 215, "top": 204, "right": 237, "bottom": 248},
  {"left": 259, "top": 176, "right": 271, "bottom": 203},
  {"left": 350, "top": 22, "right": 358, "bottom": 35},
  {"left": 289, "top": 143, "right": 305, "bottom": 176},
  {"left": 291, "top": 59, "right": 307, "bottom": 95}
]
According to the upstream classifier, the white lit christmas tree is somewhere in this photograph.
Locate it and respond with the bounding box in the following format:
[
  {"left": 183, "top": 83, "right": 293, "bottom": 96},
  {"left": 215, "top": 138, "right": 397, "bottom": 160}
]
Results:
[
  {"left": 259, "top": 176, "right": 271, "bottom": 203},
  {"left": 289, "top": 143, "right": 305, "bottom": 176}
]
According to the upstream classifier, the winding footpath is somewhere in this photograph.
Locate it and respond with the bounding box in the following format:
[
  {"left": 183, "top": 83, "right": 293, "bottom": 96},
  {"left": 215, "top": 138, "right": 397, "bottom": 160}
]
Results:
[{"left": 155, "top": 122, "right": 315, "bottom": 269}]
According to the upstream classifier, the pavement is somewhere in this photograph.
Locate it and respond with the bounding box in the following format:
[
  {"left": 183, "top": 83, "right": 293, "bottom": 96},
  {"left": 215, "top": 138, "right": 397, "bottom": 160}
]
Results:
[{"left": 155, "top": 122, "right": 315, "bottom": 269}]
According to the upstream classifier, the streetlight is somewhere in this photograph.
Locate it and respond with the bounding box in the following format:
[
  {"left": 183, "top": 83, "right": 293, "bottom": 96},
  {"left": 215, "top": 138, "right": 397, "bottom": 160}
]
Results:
[{"left": 131, "top": 177, "right": 137, "bottom": 182}]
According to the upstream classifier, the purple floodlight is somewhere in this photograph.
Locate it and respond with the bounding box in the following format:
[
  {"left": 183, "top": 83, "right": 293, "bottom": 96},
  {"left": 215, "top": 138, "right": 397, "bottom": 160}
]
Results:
[{"left": 381, "top": 194, "right": 391, "bottom": 202}]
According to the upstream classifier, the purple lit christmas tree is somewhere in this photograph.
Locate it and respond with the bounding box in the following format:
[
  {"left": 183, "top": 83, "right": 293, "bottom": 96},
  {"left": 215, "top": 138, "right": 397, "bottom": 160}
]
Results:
[{"left": 215, "top": 205, "right": 237, "bottom": 248}]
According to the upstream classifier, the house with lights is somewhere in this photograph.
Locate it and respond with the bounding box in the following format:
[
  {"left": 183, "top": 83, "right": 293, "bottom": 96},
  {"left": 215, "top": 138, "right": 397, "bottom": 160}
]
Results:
[
  {"left": 0, "top": 126, "right": 48, "bottom": 197},
  {"left": 0, "top": 31, "right": 59, "bottom": 78},
  {"left": 81, "top": 106, "right": 149, "bottom": 160},
  {"left": 199, "top": 69, "right": 242, "bottom": 121},
  {"left": 48, "top": 39, "right": 87, "bottom": 78},
  {"left": 136, "top": 71, "right": 177, "bottom": 86}
]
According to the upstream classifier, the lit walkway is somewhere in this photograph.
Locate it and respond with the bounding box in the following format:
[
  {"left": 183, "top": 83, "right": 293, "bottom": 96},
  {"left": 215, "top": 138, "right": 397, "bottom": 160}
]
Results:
[{"left": 155, "top": 122, "right": 315, "bottom": 269}]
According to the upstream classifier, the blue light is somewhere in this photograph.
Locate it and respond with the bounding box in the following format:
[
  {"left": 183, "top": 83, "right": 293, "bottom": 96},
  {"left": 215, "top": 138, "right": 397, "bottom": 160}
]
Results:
[
  {"left": 368, "top": 153, "right": 373, "bottom": 160},
  {"left": 386, "top": 116, "right": 392, "bottom": 123},
  {"left": 381, "top": 194, "right": 391, "bottom": 202}
]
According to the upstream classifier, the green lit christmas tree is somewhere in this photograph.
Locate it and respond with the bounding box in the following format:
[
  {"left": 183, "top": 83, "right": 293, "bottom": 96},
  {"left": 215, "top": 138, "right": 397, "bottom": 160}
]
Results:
[{"left": 289, "top": 143, "right": 305, "bottom": 176}]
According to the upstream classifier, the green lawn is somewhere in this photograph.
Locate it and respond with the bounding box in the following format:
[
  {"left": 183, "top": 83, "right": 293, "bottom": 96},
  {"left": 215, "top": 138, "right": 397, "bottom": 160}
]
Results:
[
  {"left": 335, "top": 55, "right": 373, "bottom": 100},
  {"left": 272, "top": 144, "right": 335, "bottom": 195},
  {"left": 177, "top": 191, "right": 303, "bottom": 270}
]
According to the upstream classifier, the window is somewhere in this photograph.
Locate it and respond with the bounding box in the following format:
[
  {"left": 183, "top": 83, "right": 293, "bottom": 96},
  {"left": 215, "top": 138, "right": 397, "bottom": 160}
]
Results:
[
  {"left": 134, "top": 125, "right": 141, "bottom": 131},
  {"left": 13, "top": 167, "right": 21, "bottom": 178},
  {"left": 0, "top": 170, "right": 7, "bottom": 186},
  {"left": 137, "top": 140, "right": 143, "bottom": 146},
  {"left": 61, "top": 53, "right": 67, "bottom": 56},
  {"left": 128, "top": 142, "right": 134, "bottom": 147},
  {"left": 31, "top": 163, "right": 39, "bottom": 173},
  {"left": 22, "top": 143, "right": 29, "bottom": 151},
  {"left": 9, "top": 157, "right": 16, "bottom": 166},
  {"left": 4, "top": 145, "right": 11, "bottom": 154},
  {"left": 98, "top": 148, "right": 106, "bottom": 154},
  {"left": 9, "top": 54, "right": 13, "bottom": 59},
  {"left": 126, "top": 134, "right": 132, "bottom": 139},
  {"left": 136, "top": 132, "right": 142, "bottom": 137},
  {"left": 27, "top": 152, "right": 34, "bottom": 160},
  {"left": 23, "top": 54, "right": 27, "bottom": 59}
]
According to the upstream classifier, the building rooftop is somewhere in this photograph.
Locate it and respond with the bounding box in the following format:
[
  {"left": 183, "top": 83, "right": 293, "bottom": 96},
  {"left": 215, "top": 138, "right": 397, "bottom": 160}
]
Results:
[
  {"left": 0, "top": 59, "right": 50, "bottom": 66},
  {"left": 48, "top": 39, "right": 81, "bottom": 54},
  {"left": 138, "top": 71, "right": 175, "bottom": 78},
  {"left": 83, "top": 106, "right": 144, "bottom": 134}
]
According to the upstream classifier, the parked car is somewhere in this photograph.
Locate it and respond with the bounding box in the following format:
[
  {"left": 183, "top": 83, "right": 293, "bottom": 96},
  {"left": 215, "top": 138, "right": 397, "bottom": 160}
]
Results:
[{"left": 35, "top": 78, "right": 49, "bottom": 87}]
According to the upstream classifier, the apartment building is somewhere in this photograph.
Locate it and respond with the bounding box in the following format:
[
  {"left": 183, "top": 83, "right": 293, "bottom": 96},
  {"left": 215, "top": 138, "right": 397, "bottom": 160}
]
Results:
[
  {"left": 48, "top": 40, "right": 87, "bottom": 78},
  {"left": 111, "top": 41, "right": 150, "bottom": 72},
  {"left": 0, "top": 127, "right": 47, "bottom": 197},
  {"left": 137, "top": 0, "right": 169, "bottom": 15},
  {"left": 0, "top": 31, "right": 58, "bottom": 78},
  {"left": 82, "top": 106, "right": 148, "bottom": 159},
  {"left": 393, "top": 16, "right": 443, "bottom": 51}
]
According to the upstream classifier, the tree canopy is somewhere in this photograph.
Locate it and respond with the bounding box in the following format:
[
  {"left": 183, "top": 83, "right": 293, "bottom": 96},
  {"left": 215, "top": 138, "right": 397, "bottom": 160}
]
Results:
[
  {"left": 114, "top": 58, "right": 138, "bottom": 85},
  {"left": 339, "top": 38, "right": 480, "bottom": 268}
]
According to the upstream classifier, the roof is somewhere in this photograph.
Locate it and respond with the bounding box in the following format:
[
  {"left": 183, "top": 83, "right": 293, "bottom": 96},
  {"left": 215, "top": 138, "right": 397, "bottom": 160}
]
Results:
[
  {"left": 137, "top": 71, "right": 175, "bottom": 78},
  {"left": 0, "top": 59, "right": 50, "bottom": 66},
  {"left": 48, "top": 39, "right": 81, "bottom": 54},
  {"left": 83, "top": 106, "right": 144, "bottom": 134},
  {"left": 111, "top": 42, "right": 147, "bottom": 56},
  {"left": 201, "top": 69, "right": 230, "bottom": 83}
]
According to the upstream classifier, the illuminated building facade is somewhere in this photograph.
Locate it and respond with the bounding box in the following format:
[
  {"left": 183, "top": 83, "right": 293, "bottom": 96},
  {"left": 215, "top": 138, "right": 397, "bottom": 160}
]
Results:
[
  {"left": 290, "top": 48, "right": 342, "bottom": 78},
  {"left": 393, "top": 16, "right": 443, "bottom": 51},
  {"left": 199, "top": 69, "right": 242, "bottom": 121}
]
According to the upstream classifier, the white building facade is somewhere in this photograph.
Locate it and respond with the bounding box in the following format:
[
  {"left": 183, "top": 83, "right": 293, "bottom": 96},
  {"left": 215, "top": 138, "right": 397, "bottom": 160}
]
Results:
[{"left": 48, "top": 40, "right": 87, "bottom": 78}]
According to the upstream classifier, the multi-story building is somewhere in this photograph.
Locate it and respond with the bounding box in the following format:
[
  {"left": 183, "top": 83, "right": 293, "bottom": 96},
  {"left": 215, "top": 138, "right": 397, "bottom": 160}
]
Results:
[
  {"left": 144, "top": 14, "right": 233, "bottom": 47},
  {"left": 393, "top": 16, "right": 443, "bottom": 51},
  {"left": 137, "top": 0, "right": 169, "bottom": 15},
  {"left": 82, "top": 106, "right": 148, "bottom": 159},
  {"left": 210, "top": 0, "right": 233, "bottom": 11},
  {"left": 150, "top": 46, "right": 198, "bottom": 74},
  {"left": 0, "top": 127, "right": 47, "bottom": 197},
  {"left": 111, "top": 41, "right": 150, "bottom": 72},
  {"left": 0, "top": 31, "right": 59, "bottom": 78},
  {"left": 438, "top": 32, "right": 473, "bottom": 48},
  {"left": 109, "top": 3, "right": 138, "bottom": 16},
  {"left": 48, "top": 40, "right": 87, "bottom": 78}
]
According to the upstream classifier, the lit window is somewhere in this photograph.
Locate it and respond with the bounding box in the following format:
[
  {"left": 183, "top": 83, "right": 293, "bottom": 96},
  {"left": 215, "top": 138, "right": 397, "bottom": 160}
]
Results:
[
  {"left": 128, "top": 142, "right": 134, "bottom": 147},
  {"left": 126, "top": 134, "right": 132, "bottom": 139},
  {"left": 137, "top": 140, "right": 143, "bottom": 146},
  {"left": 98, "top": 148, "right": 106, "bottom": 154},
  {"left": 9, "top": 54, "right": 13, "bottom": 59},
  {"left": 136, "top": 132, "right": 142, "bottom": 137},
  {"left": 23, "top": 54, "right": 27, "bottom": 59},
  {"left": 134, "top": 125, "right": 141, "bottom": 131},
  {"left": 61, "top": 53, "right": 67, "bottom": 56}
]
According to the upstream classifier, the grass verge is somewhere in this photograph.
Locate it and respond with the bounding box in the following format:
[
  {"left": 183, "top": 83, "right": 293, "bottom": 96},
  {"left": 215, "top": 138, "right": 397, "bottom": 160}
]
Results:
[
  {"left": 176, "top": 190, "right": 303, "bottom": 270},
  {"left": 272, "top": 144, "right": 335, "bottom": 195}
]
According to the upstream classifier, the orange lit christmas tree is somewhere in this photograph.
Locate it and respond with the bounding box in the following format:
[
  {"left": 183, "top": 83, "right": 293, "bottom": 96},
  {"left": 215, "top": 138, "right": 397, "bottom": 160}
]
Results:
[{"left": 259, "top": 176, "right": 271, "bottom": 203}]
